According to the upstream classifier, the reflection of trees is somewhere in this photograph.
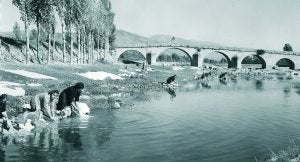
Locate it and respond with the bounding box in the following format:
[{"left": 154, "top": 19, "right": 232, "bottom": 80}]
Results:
[
  {"left": 294, "top": 83, "right": 300, "bottom": 95},
  {"left": 59, "top": 128, "right": 83, "bottom": 150},
  {"left": 119, "top": 50, "right": 145, "bottom": 61},
  {"left": 0, "top": 135, "right": 9, "bottom": 162},
  {"left": 0, "top": 112, "right": 116, "bottom": 161},
  {"left": 157, "top": 53, "right": 190, "bottom": 62},
  {"left": 0, "top": 148, "right": 4, "bottom": 162},
  {"left": 9, "top": 124, "right": 63, "bottom": 161},
  {"left": 242, "top": 56, "right": 261, "bottom": 64}
]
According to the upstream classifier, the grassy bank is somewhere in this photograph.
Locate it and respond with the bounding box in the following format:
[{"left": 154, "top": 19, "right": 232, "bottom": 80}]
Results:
[{"left": 0, "top": 62, "right": 197, "bottom": 117}]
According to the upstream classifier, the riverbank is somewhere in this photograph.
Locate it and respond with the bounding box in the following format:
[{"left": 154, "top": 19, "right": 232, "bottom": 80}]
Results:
[
  {"left": 0, "top": 62, "right": 199, "bottom": 116},
  {"left": 1, "top": 62, "right": 299, "bottom": 115}
]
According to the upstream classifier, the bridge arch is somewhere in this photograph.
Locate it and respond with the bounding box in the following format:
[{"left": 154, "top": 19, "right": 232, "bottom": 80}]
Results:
[
  {"left": 276, "top": 58, "right": 295, "bottom": 70},
  {"left": 117, "top": 50, "right": 146, "bottom": 62},
  {"left": 199, "top": 51, "right": 232, "bottom": 68},
  {"left": 155, "top": 47, "right": 193, "bottom": 65},
  {"left": 239, "top": 54, "right": 266, "bottom": 69}
]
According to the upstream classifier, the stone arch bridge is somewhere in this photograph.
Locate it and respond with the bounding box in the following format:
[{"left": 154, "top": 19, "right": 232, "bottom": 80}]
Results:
[{"left": 112, "top": 45, "right": 300, "bottom": 70}]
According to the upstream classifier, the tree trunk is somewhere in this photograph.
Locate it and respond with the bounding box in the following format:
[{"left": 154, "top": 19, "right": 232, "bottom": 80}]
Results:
[
  {"left": 37, "top": 22, "right": 40, "bottom": 63},
  {"left": 0, "top": 39, "right": 2, "bottom": 63},
  {"left": 52, "top": 32, "right": 55, "bottom": 63},
  {"left": 83, "top": 34, "right": 86, "bottom": 64},
  {"left": 104, "top": 36, "right": 109, "bottom": 58},
  {"left": 70, "top": 26, "right": 73, "bottom": 64},
  {"left": 89, "top": 34, "right": 92, "bottom": 64},
  {"left": 77, "top": 28, "right": 81, "bottom": 64},
  {"left": 97, "top": 31, "right": 100, "bottom": 60},
  {"left": 24, "top": 20, "right": 30, "bottom": 64},
  {"left": 62, "top": 23, "right": 66, "bottom": 63},
  {"left": 91, "top": 34, "right": 94, "bottom": 63},
  {"left": 87, "top": 33, "right": 90, "bottom": 64},
  {"left": 48, "top": 33, "right": 51, "bottom": 64}
]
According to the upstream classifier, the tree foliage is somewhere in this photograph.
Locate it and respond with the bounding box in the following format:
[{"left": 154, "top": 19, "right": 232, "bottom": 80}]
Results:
[
  {"left": 12, "top": 0, "right": 33, "bottom": 64},
  {"left": 13, "top": 22, "right": 22, "bottom": 40},
  {"left": 283, "top": 43, "right": 293, "bottom": 51},
  {"left": 12, "top": 0, "right": 116, "bottom": 64}
]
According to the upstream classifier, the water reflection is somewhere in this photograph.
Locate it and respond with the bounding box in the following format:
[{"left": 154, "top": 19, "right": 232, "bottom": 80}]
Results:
[
  {"left": 0, "top": 135, "right": 8, "bottom": 162},
  {"left": 93, "top": 111, "right": 115, "bottom": 148},
  {"left": 165, "top": 88, "right": 176, "bottom": 100},
  {"left": 59, "top": 128, "right": 83, "bottom": 150},
  {"left": 0, "top": 147, "right": 4, "bottom": 162},
  {"left": 283, "top": 87, "right": 291, "bottom": 97},
  {"left": 201, "top": 82, "right": 211, "bottom": 89},
  {"left": 255, "top": 80, "right": 263, "bottom": 90},
  {"left": 294, "top": 82, "right": 300, "bottom": 95}
]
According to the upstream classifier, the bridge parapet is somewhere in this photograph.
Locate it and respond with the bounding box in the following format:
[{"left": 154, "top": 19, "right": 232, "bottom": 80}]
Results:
[{"left": 115, "top": 45, "right": 300, "bottom": 55}]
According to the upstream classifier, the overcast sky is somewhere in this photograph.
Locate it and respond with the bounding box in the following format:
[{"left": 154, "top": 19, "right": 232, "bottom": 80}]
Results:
[{"left": 1, "top": 0, "right": 300, "bottom": 51}]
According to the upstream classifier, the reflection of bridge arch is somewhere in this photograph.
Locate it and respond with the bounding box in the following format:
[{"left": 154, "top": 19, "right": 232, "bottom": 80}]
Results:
[
  {"left": 156, "top": 47, "right": 193, "bottom": 65},
  {"left": 240, "top": 54, "right": 267, "bottom": 69},
  {"left": 276, "top": 58, "right": 295, "bottom": 70}
]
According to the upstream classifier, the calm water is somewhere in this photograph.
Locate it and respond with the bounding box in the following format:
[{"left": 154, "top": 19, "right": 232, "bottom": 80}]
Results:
[{"left": 1, "top": 76, "right": 300, "bottom": 162}]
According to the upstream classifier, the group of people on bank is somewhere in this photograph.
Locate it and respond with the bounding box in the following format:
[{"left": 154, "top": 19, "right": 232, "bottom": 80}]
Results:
[{"left": 0, "top": 82, "right": 85, "bottom": 133}]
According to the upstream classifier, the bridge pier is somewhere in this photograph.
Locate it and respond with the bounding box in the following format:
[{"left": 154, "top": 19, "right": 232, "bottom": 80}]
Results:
[
  {"left": 191, "top": 54, "right": 199, "bottom": 66},
  {"left": 229, "top": 56, "right": 238, "bottom": 68},
  {"left": 150, "top": 53, "right": 157, "bottom": 65}
]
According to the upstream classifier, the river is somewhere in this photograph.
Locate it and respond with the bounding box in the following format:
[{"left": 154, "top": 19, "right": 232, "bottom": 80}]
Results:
[{"left": 1, "top": 74, "right": 300, "bottom": 162}]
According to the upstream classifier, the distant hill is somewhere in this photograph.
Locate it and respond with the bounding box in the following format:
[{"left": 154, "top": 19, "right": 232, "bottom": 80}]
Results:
[
  {"left": 114, "top": 30, "right": 222, "bottom": 47},
  {"left": 149, "top": 35, "right": 221, "bottom": 47},
  {"left": 115, "top": 30, "right": 161, "bottom": 47}
]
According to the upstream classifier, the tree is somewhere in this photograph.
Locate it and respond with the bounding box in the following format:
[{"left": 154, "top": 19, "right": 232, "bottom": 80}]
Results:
[
  {"left": 283, "top": 43, "right": 293, "bottom": 51},
  {"left": 30, "top": 0, "right": 53, "bottom": 63},
  {"left": 0, "top": 0, "right": 2, "bottom": 61},
  {"left": 40, "top": 1, "right": 56, "bottom": 64},
  {"left": 12, "top": 0, "right": 33, "bottom": 64},
  {"left": 256, "top": 49, "right": 265, "bottom": 55},
  {"left": 54, "top": 0, "right": 67, "bottom": 63},
  {"left": 109, "top": 24, "right": 116, "bottom": 50},
  {"left": 13, "top": 22, "right": 22, "bottom": 40}
]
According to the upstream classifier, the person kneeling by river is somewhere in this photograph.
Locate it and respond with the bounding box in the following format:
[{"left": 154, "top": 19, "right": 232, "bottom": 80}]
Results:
[
  {"left": 28, "top": 90, "right": 60, "bottom": 122},
  {"left": 56, "top": 82, "right": 85, "bottom": 118},
  {"left": 0, "top": 94, "right": 16, "bottom": 133}
]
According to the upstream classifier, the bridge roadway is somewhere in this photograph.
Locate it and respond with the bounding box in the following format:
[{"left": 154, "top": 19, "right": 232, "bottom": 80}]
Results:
[{"left": 112, "top": 45, "right": 300, "bottom": 70}]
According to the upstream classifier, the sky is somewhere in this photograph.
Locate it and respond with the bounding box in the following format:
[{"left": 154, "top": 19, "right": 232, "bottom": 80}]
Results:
[{"left": 1, "top": 0, "right": 300, "bottom": 51}]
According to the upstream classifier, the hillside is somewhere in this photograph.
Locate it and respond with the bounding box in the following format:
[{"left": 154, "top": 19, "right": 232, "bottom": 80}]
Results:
[
  {"left": 149, "top": 35, "right": 221, "bottom": 47},
  {"left": 0, "top": 29, "right": 226, "bottom": 63},
  {"left": 114, "top": 30, "right": 162, "bottom": 46},
  {"left": 114, "top": 30, "right": 222, "bottom": 47}
]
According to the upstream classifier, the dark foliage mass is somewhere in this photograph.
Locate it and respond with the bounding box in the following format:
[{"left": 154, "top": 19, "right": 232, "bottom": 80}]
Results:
[{"left": 283, "top": 43, "right": 293, "bottom": 51}]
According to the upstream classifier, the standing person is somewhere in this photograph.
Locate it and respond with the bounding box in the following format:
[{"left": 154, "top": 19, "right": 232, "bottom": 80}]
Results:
[
  {"left": 56, "top": 82, "right": 84, "bottom": 118},
  {"left": 29, "top": 90, "right": 60, "bottom": 121},
  {"left": 0, "top": 94, "right": 14, "bottom": 132},
  {"left": 142, "top": 60, "right": 147, "bottom": 73}
]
